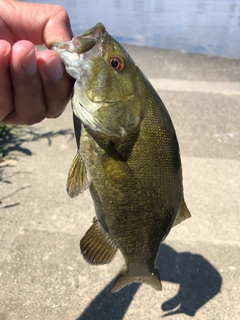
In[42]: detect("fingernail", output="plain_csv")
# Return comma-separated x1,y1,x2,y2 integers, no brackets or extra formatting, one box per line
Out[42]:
21,48,37,75
43,55,64,81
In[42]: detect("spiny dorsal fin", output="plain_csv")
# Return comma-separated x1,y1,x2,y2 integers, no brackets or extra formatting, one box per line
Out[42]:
172,199,191,227
80,218,118,265
66,152,89,198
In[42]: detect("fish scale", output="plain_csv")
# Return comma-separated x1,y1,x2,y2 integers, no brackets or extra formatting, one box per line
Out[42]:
51,22,191,293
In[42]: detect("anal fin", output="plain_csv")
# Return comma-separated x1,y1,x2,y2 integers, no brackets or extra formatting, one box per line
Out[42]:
66,152,89,198
172,198,191,227
80,218,118,265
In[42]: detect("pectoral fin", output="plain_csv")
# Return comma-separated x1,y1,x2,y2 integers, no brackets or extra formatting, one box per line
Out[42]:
101,154,133,188
172,199,191,227
66,152,89,198
80,218,118,265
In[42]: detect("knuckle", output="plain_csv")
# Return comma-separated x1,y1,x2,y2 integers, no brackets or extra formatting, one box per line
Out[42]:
46,100,69,119
51,5,71,26
23,111,46,126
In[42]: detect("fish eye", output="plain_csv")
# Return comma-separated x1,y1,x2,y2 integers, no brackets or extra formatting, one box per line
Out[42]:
109,57,124,71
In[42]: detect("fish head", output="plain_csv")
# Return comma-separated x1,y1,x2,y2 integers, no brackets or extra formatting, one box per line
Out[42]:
51,23,144,138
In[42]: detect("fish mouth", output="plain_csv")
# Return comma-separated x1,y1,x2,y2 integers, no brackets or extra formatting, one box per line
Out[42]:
51,22,106,55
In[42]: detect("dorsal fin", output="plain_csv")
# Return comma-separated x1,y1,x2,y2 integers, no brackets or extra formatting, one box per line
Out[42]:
80,218,118,265
66,152,89,198
172,199,191,227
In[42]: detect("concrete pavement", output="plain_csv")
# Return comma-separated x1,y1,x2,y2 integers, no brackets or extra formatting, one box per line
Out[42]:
0,45,239,320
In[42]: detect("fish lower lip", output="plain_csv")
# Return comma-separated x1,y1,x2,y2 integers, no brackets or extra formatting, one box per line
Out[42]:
73,37,97,54
71,23,106,54
79,22,106,39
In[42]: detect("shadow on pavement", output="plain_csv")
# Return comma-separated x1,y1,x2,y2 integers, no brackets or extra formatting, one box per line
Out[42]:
158,244,222,317
77,244,222,319
0,126,74,208
77,281,141,320
0,126,74,159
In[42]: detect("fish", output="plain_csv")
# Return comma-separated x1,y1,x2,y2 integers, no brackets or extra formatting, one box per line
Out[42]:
51,22,191,293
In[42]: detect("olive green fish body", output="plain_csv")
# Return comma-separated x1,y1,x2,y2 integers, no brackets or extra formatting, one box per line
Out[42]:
79,79,182,292
51,23,190,293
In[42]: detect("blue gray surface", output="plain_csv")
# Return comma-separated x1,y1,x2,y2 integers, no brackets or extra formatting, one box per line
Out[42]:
23,0,240,58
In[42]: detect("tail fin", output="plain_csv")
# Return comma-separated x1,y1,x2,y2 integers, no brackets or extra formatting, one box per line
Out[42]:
111,267,162,293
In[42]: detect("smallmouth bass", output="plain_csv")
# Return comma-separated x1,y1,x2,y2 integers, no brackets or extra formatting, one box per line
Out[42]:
51,23,191,293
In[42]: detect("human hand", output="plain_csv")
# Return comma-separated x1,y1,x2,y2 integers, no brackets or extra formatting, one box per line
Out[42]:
0,0,74,125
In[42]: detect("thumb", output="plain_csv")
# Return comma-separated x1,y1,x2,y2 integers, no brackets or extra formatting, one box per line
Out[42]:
41,5,74,47
0,1,73,47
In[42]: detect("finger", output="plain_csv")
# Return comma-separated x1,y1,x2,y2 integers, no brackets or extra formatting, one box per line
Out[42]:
37,50,73,118
0,1,73,46
0,40,13,122
42,5,74,47
4,40,46,125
